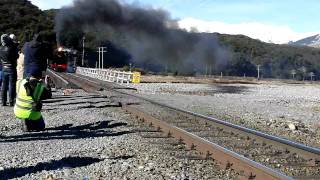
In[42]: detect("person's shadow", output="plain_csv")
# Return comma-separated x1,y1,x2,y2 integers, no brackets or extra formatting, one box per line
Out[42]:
0,156,104,179
0,120,132,143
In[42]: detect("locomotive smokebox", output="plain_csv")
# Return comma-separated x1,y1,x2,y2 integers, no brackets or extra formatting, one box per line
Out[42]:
50,46,78,72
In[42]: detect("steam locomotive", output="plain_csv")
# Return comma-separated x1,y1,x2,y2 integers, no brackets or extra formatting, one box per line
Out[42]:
50,47,78,73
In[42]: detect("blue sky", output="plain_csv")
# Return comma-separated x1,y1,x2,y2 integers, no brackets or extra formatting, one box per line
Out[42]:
30,0,320,43
127,0,319,33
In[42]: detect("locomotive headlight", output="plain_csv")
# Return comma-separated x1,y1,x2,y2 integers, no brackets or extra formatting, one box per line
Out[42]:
58,47,63,52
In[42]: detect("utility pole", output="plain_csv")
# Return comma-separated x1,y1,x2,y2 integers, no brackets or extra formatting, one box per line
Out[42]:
291,69,296,80
82,36,85,67
97,48,101,69
257,64,261,80
205,65,208,78
100,47,107,69
165,63,168,74
310,72,315,81
97,47,107,69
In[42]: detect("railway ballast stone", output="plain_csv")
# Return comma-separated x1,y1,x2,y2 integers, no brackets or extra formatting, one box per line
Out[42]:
126,82,320,148
288,123,298,131
0,89,237,179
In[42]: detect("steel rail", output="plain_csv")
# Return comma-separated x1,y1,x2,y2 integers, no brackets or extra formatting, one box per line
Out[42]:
59,72,102,92
112,86,320,164
123,104,292,180
53,72,319,179
47,69,71,88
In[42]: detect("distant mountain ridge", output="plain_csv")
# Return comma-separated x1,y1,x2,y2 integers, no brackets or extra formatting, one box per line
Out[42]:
2,0,320,80
289,34,320,48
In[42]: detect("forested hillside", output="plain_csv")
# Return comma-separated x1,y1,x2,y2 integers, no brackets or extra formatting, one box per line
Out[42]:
219,34,320,79
0,0,55,45
1,0,320,80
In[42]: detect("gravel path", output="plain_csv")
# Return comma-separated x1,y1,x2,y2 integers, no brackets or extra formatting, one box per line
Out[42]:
0,89,236,180
126,83,320,148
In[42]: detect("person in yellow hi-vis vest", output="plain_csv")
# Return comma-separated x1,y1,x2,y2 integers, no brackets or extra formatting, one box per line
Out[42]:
14,70,51,132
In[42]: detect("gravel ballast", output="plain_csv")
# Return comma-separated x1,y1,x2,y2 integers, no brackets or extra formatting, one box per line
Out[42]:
0,89,236,179
126,82,320,148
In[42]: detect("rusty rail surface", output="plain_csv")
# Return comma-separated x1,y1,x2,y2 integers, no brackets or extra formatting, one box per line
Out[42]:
52,72,320,179
123,105,291,180
115,90,320,161
47,69,72,89
54,72,103,92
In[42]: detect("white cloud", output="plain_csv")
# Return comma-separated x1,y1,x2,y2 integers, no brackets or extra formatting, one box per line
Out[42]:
30,0,73,10
178,17,318,44
30,0,46,9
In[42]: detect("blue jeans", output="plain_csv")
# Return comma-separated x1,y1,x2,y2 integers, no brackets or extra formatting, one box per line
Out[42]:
1,68,17,105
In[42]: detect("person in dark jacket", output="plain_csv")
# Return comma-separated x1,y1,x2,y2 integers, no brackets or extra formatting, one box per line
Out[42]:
0,34,19,106
23,33,49,78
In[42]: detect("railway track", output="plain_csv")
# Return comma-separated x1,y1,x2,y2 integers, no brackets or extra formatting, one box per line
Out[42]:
48,70,320,180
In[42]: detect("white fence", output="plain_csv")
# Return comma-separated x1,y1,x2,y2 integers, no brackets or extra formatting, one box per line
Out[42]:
76,67,133,84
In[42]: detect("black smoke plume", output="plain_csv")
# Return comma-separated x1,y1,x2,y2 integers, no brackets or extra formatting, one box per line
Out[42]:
55,0,229,74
